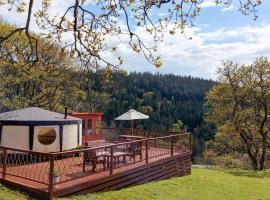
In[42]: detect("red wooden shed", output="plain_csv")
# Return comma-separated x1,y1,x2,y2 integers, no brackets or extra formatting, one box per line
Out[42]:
68,112,103,142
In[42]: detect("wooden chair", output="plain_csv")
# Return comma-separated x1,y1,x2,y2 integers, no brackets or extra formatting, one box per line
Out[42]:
83,143,106,172
126,141,143,162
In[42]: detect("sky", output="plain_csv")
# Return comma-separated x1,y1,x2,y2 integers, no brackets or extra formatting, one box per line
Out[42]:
1,0,270,79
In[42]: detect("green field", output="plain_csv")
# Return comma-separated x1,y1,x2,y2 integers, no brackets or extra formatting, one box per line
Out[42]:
1,167,270,200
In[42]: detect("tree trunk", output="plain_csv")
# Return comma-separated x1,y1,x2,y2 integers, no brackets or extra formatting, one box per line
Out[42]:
239,131,259,171
259,136,266,170
247,150,259,171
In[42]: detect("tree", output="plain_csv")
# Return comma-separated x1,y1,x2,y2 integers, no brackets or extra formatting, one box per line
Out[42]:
0,22,83,112
75,69,112,112
102,71,214,131
0,0,262,69
205,57,270,170
171,120,184,132
193,122,216,157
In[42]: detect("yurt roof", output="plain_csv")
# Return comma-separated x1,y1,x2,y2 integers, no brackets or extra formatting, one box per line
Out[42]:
0,107,81,122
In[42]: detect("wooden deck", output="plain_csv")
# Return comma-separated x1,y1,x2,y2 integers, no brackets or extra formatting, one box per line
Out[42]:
54,152,191,197
1,151,191,199
0,133,192,199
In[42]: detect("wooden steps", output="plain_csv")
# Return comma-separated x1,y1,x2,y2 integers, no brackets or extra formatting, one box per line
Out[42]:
54,152,191,197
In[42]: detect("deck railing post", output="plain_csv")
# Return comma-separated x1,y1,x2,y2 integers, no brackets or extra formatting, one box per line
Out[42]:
100,128,103,140
2,147,7,180
110,146,114,175
48,154,55,199
189,133,192,151
82,149,86,172
171,136,174,157
145,140,149,164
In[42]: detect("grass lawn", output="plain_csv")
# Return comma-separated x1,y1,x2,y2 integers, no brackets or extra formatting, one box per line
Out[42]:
1,167,270,200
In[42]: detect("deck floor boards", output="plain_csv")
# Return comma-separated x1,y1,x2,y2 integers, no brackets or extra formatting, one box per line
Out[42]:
1,148,191,199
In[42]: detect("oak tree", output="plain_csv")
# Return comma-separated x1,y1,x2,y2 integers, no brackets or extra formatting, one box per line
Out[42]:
0,22,84,111
205,57,270,170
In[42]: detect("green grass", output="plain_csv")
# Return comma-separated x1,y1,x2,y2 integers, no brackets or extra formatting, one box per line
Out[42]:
1,167,270,200
0,184,36,200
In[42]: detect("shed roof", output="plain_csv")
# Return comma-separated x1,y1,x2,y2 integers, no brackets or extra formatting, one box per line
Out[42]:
0,107,81,121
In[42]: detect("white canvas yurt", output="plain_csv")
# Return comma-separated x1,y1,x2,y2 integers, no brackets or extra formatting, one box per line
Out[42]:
0,107,82,152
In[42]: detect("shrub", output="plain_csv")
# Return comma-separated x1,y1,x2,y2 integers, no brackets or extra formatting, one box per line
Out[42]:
203,150,250,169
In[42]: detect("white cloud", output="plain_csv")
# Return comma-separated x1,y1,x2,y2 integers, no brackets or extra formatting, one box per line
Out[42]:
199,0,217,8
1,2,270,79
0,1,74,41
221,5,236,12
199,0,237,13
157,12,167,17
102,23,270,79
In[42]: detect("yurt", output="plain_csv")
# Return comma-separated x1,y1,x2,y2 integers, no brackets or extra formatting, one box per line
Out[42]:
0,107,82,152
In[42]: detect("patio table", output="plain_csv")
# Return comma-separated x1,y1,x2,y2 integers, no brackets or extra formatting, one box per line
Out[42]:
96,151,110,157
95,151,131,166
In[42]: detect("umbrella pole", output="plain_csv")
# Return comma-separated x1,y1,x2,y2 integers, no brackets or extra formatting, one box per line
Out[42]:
131,120,134,135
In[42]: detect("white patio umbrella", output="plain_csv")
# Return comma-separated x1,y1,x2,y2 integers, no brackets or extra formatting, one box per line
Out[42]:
115,109,149,134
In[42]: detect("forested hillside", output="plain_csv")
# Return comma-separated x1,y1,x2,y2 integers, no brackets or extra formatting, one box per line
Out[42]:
103,72,215,131
0,21,215,158
0,22,214,133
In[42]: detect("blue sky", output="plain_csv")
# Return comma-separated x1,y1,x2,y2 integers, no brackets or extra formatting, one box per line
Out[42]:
199,1,270,29
104,0,270,79
1,0,270,79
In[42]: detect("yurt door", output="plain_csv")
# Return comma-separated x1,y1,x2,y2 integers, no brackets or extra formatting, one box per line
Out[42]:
82,119,102,142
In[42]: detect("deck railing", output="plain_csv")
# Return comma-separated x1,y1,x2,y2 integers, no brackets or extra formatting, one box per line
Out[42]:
101,128,186,140
101,127,121,142
0,132,191,197
0,146,52,185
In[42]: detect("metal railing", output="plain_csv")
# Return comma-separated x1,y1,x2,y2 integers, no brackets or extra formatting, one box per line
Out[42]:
101,128,186,139
0,132,191,196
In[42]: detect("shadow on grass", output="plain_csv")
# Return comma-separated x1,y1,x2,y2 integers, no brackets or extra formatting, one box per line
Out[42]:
0,183,46,200
225,170,270,179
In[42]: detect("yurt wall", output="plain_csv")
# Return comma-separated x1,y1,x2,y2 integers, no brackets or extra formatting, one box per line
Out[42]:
1,126,29,150
62,124,81,151
32,125,60,152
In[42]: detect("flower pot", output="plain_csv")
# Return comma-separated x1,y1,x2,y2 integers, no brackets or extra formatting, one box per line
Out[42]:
53,176,60,184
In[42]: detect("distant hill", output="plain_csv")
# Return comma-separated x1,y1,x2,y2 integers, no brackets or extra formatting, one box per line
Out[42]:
103,72,215,131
